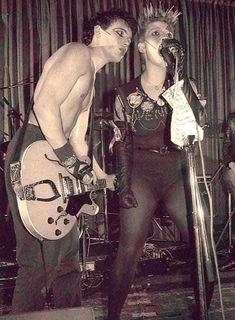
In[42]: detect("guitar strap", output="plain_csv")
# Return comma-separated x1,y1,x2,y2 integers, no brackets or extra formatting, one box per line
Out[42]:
10,96,34,163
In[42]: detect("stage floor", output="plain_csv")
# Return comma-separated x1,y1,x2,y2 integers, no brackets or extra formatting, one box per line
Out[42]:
1,241,235,319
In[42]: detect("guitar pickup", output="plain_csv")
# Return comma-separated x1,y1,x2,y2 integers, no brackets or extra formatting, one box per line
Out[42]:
59,174,76,202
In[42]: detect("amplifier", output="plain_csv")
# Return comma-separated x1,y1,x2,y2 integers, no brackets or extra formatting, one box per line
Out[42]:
150,216,181,242
0,307,95,320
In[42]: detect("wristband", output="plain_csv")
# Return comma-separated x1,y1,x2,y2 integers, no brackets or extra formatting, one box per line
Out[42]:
53,141,92,180
53,141,77,169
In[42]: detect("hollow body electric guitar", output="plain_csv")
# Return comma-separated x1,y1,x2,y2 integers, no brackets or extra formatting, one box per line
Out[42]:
14,140,108,241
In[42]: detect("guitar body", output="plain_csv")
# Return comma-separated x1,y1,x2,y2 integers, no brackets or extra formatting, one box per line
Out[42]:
17,140,100,241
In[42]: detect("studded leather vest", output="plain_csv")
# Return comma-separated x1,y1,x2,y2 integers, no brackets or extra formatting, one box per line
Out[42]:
115,75,176,149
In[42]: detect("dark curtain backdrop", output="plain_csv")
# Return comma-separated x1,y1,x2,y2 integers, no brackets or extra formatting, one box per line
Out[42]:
0,0,234,219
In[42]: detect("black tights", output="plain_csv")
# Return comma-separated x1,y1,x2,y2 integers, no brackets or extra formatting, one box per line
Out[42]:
108,151,191,320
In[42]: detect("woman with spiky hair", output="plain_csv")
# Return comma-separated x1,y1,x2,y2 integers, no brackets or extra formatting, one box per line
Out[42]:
107,3,214,319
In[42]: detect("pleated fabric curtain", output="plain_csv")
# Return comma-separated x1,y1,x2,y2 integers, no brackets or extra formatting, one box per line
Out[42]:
0,0,234,169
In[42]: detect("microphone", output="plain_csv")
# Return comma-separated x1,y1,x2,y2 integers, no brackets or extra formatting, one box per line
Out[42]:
159,39,182,60
169,46,179,58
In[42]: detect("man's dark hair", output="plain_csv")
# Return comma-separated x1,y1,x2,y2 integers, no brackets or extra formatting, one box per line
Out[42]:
82,9,137,45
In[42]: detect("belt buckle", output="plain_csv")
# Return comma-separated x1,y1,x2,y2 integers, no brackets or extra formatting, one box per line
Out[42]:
159,146,168,155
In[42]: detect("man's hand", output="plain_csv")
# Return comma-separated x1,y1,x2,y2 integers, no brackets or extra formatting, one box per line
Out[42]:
79,166,96,185
104,174,118,191
53,141,94,184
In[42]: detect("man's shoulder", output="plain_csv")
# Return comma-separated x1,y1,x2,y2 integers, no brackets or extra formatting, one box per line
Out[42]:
61,42,90,57
51,42,91,67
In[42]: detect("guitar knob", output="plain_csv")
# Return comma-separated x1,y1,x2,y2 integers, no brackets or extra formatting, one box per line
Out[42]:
55,229,62,236
64,219,70,225
57,206,64,213
48,217,54,224
91,192,97,200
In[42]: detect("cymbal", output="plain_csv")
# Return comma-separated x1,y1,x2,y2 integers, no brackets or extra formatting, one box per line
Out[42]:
0,141,9,153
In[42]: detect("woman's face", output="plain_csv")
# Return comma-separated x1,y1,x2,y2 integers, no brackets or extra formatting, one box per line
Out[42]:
139,21,174,67
144,20,173,43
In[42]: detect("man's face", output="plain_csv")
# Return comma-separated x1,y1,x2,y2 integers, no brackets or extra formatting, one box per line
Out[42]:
100,19,133,62
139,21,174,67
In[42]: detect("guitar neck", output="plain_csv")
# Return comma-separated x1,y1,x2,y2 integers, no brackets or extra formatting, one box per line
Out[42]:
74,178,107,195
59,175,107,200
85,179,107,192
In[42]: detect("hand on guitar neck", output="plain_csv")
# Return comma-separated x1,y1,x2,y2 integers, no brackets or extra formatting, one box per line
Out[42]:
103,173,117,191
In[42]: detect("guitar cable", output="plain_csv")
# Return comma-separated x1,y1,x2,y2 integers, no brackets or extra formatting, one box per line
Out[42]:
39,240,51,309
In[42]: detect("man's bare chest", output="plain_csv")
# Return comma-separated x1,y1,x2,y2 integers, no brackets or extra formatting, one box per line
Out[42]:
62,73,94,110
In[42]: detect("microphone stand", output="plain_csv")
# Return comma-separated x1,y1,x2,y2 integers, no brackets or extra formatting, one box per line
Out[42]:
1,97,23,139
184,136,214,320
99,119,109,243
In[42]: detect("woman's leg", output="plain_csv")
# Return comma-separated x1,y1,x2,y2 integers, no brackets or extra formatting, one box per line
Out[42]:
108,175,158,320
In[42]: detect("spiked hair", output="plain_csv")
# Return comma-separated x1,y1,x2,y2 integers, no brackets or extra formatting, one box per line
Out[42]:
138,2,181,39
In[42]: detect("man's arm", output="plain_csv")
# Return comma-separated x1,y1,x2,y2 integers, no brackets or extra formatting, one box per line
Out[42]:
69,109,115,188
69,109,90,158
33,43,90,149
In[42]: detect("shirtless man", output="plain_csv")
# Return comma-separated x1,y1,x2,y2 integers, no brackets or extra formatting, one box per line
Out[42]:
4,9,137,314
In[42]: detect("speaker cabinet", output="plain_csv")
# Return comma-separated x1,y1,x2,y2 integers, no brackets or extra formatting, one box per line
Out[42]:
0,307,95,319
150,216,181,242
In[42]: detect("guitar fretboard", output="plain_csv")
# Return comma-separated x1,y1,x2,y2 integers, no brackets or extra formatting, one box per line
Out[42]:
69,178,107,197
